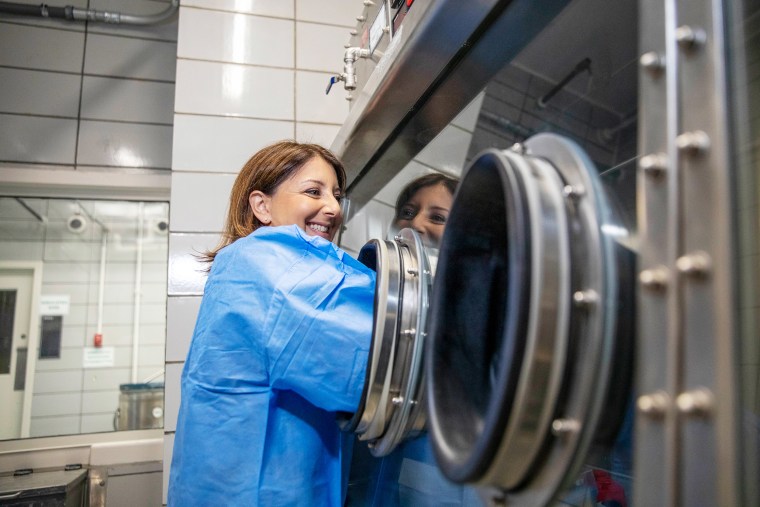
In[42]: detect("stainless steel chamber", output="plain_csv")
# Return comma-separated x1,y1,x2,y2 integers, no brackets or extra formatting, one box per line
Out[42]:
425,134,635,504
334,0,759,505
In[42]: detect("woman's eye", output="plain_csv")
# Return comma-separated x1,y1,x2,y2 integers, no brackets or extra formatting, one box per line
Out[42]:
304,188,320,197
334,194,344,202
430,214,447,224
400,207,416,220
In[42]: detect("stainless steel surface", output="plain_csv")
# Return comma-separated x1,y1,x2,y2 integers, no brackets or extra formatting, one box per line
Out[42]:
636,0,676,503
477,147,571,490
347,229,433,457
340,238,401,439
676,1,740,505
116,384,164,431
331,0,568,211
636,0,744,504
89,467,107,507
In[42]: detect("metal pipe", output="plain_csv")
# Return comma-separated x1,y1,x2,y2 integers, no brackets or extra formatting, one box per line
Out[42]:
131,203,144,383
0,0,178,25
537,57,592,109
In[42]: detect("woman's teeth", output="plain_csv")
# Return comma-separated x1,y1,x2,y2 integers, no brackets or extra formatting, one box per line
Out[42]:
308,223,328,233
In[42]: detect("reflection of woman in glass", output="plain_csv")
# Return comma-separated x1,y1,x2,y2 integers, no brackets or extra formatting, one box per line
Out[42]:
392,173,458,248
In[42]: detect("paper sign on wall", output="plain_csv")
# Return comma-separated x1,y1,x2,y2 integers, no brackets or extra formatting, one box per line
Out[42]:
40,294,70,316
83,347,115,368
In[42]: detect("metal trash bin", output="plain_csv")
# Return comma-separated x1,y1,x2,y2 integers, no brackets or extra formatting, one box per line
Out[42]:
114,383,164,431
0,469,87,506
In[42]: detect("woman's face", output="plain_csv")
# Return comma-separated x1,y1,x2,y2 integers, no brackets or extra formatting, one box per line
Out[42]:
250,156,343,241
395,182,453,247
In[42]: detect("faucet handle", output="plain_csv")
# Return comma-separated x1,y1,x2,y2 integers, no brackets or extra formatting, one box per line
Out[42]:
326,75,345,95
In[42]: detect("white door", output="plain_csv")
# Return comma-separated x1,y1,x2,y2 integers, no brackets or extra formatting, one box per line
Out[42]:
0,269,33,440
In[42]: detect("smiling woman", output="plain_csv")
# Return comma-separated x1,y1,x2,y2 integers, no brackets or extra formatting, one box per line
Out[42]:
249,156,344,241
199,140,347,264
168,140,376,507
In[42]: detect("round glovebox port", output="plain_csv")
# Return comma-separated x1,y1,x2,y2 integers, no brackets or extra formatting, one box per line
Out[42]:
426,151,531,482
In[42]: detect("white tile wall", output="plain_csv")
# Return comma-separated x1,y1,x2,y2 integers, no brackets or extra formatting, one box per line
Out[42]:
77,121,173,168
340,199,395,254
30,416,80,438
0,68,81,117
163,363,182,431
84,34,178,81
295,0,358,27
81,414,117,433
81,76,175,124
165,296,201,361
169,172,236,232
414,124,473,176
174,59,294,119
167,233,216,295
0,24,84,71
83,367,133,392
296,21,349,72
33,370,84,393
0,0,178,170
295,123,342,147
178,8,294,67
172,115,294,173
295,70,350,123
0,114,77,164
180,0,294,18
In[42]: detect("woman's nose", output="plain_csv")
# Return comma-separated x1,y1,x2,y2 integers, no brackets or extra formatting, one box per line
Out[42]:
323,194,341,216
410,215,427,234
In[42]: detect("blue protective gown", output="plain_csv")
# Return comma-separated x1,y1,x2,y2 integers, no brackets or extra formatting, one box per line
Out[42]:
168,225,376,506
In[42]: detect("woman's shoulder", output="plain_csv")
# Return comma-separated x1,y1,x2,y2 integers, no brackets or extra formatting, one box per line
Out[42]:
216,226,374,280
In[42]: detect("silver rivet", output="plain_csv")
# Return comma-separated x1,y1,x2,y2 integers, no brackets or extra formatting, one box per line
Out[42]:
344,43,351,48
676,251,711,277
639,153,668,178
563,184,585,202
573,290,598,308
637,390,669,418
676,130,710,155
401,328,416,337
356,15,366,22
551,418,580,436
363,0,375,5
639,267,669,291
510,143,526,154
394,234,404,244
392,396,404,405
640,51,665,75
382,26,390,33
676,388,714,417
675,25,706,50
350,29,358,35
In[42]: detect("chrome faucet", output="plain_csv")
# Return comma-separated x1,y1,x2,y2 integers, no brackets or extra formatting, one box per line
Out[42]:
326,47,371,97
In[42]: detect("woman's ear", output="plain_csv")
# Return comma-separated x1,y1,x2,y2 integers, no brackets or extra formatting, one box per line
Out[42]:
249,190,272,225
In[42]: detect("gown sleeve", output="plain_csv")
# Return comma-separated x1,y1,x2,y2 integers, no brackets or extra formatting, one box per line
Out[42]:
262,237,376,413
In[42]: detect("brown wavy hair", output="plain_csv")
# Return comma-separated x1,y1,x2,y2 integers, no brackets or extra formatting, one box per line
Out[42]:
201,140,346,264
